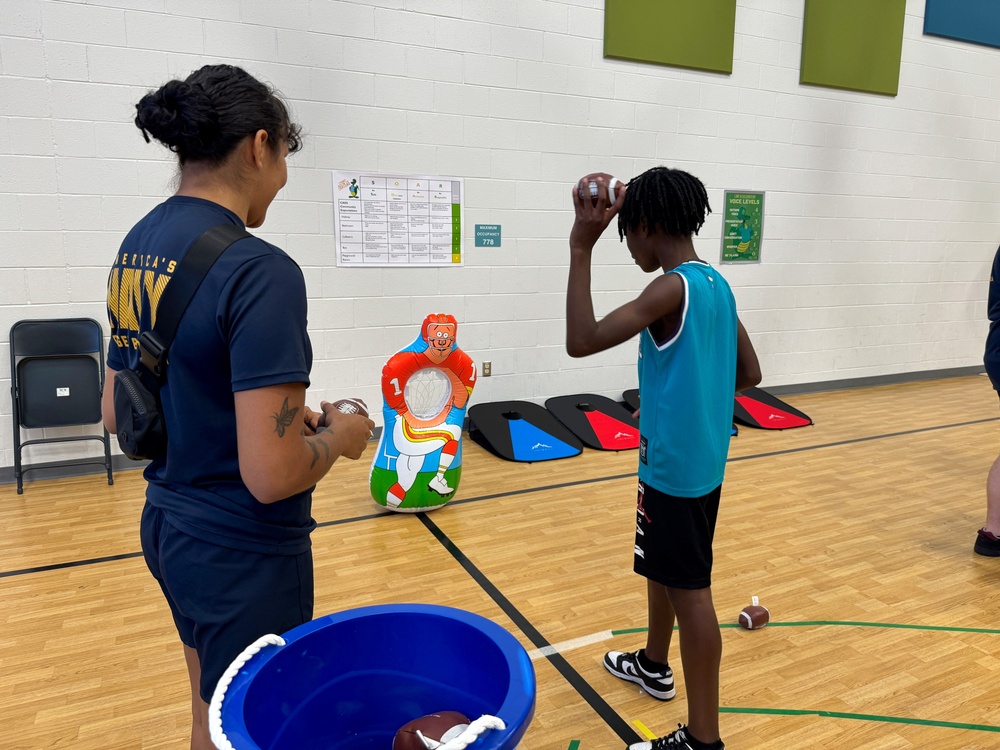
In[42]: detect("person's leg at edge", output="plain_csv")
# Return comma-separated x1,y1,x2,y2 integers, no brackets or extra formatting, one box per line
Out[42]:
975,390,1000,554
183,644,214,750
644,578,675,665
667,585,722,744
985,453,1000,536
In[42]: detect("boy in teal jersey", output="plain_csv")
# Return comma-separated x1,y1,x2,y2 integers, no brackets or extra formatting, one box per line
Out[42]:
565,167,761,750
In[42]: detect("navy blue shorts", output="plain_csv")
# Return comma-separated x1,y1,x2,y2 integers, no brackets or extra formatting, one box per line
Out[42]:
140,502,314,702
983,353,1000,391
633,480,721,590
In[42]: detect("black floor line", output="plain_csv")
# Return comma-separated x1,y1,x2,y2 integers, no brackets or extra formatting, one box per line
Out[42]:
446,473,639,507
418,513,641,746
0,551,143,579
728,416,999,463
3,415,995,579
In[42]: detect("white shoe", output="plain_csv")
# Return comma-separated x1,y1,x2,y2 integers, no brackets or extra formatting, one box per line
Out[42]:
428,475,454,496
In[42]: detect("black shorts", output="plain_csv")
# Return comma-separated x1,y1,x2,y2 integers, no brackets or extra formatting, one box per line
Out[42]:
988,364,1000,392
140,503,314,702
633,480,721,590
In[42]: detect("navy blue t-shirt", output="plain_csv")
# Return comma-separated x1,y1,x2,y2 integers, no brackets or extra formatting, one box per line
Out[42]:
986,244,1000,387
107,196,315,554
988,246,1000,340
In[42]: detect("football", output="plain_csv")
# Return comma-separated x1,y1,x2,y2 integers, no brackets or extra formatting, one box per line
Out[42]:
578,173,621,205
329,398,369,417
315,398,370,431
393,711,470,750
738,596,770,630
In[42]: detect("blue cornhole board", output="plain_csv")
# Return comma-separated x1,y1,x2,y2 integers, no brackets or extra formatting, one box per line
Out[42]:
469,400,582,462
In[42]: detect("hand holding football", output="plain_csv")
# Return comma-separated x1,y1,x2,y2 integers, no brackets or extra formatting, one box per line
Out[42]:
393,711,470,750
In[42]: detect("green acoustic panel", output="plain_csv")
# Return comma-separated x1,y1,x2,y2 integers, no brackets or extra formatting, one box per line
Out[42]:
604,0,736,75
800,0,906,96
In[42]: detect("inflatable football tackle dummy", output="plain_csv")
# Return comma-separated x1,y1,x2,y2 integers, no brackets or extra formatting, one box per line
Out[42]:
370,314,477,512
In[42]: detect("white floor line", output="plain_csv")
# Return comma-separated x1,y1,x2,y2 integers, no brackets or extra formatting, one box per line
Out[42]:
526,630,614,661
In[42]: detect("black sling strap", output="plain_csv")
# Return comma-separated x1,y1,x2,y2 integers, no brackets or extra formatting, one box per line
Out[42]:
138,223,250,378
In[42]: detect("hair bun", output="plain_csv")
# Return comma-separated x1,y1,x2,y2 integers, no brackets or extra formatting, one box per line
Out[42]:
133,64,300,165
134,79,220,157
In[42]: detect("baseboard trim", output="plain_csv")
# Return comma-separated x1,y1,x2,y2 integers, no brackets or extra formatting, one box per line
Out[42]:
0,454,149,486
764,365,987,396
1,367,987,483
1,427,387,486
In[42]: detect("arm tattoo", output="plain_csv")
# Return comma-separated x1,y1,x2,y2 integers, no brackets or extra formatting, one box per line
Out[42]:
272,398,299,438
306,436,331,470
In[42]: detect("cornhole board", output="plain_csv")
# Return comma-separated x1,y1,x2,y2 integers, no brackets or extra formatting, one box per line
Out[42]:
545,394,639,451
623,388,640,412
734,387,813,429
623,389,738,436
468,401,582,462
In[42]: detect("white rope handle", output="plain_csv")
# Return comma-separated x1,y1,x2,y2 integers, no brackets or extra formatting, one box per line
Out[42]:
209,633,286,750
435,714,506,750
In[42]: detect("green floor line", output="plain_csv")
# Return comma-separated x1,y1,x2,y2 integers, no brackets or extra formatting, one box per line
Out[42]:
567,741,581,750
612,620,1000,636
601,624,1000,737
766,620,1000,634
719,707,1000,733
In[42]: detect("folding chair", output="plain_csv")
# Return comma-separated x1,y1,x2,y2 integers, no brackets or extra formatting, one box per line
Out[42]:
10,318,114,494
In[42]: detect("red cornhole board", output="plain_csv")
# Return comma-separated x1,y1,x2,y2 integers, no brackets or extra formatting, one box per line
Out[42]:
545,394,639,451
734,387,812,430
623,388,740,437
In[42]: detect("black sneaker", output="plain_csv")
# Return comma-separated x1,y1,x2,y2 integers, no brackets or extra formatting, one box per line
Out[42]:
603,649,675,700
975,528,1000,556
627,724,725,750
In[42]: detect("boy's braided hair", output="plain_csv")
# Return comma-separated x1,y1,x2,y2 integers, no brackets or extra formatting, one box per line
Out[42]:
617,166,711,240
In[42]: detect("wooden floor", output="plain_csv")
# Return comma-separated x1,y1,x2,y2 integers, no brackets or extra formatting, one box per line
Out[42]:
2,375,1000,749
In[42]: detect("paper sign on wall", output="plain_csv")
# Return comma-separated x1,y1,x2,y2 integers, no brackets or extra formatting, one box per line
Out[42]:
332,172,464,267
720,191,764,264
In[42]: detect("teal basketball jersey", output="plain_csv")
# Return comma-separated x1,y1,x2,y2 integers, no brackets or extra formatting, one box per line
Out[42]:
637,261,737,497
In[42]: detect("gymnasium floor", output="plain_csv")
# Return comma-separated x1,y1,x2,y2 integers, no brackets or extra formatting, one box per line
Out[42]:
2,374,999,749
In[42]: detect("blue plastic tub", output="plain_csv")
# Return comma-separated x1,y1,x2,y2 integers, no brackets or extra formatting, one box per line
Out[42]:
216,604,536,749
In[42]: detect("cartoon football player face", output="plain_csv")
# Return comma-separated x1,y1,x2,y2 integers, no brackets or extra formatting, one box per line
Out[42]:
420,314,458,364
426,322,456,352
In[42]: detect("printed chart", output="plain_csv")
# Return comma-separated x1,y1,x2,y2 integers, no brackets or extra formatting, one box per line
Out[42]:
332,172,464,267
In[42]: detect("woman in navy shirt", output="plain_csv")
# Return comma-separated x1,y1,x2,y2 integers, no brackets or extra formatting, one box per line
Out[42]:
102,65,374,749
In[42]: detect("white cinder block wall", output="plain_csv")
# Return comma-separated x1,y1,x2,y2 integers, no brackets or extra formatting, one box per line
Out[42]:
1,0,998,469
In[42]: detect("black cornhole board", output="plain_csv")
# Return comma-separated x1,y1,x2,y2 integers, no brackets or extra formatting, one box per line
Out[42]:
734,387,813,429
468,400,582,462
546,394,639,451
623,388,640,412
622,389,739,437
